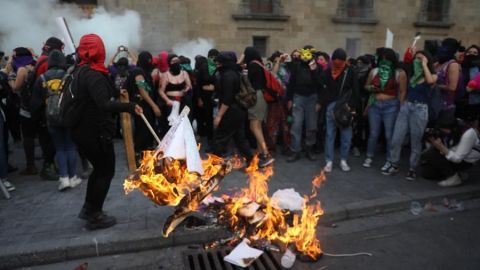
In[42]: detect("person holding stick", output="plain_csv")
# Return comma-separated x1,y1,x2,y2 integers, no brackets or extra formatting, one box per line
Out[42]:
72,34,143,230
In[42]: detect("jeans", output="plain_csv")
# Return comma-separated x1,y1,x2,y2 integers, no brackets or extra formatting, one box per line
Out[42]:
49,127,77,178
325,102,352,162
366,99,399,160
0,114,7,179
290,94,318,153
389,102,429,169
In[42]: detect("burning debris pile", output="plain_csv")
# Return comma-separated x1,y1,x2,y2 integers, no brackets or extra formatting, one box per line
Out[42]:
216,156,326,261
123,107,327,266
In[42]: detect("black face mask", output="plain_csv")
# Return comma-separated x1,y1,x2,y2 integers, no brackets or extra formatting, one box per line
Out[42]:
463,54,479,68
170,63,181,75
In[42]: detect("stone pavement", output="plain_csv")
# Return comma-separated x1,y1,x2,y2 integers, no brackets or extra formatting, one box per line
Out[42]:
1,139,479,269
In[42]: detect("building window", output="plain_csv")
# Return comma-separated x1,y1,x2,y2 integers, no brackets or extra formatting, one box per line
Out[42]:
346,0,369,18
253,36,268,58
250,0,273,14
332,0,378,25
232,0,289,21
346,38,361,58
415,0,452,28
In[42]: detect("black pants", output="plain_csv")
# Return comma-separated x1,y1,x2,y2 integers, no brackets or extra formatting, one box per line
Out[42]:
134,101,156,154
197,91,214,140
420,147,473,180
20,116,55,168
74,130,116,214
212,105,252,161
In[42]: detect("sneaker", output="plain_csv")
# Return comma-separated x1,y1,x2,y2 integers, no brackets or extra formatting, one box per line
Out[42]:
287,152,301,163
258,154,275,168
382,163,399,175
340,160,351,172
69,176,83,188
438,173,462,187
363,158,373,168
58,177,71,191
2,179,15,192
85,213,117,230
324,161,333,173
381,162,392,173
405,170,416,181
20,166,38,176
352,147,361,157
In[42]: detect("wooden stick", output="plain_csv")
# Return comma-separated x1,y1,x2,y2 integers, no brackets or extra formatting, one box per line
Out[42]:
119,92,137,172
140,113,161,145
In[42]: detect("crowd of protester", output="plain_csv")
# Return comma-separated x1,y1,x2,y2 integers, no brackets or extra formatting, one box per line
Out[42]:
1,35,479,230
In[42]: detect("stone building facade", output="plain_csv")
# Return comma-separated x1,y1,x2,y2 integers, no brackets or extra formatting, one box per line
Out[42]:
95,0,479,57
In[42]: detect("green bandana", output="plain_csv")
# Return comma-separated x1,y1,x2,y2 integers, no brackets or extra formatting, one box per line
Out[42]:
207,58,216,76
410,59,424,88
378,59,393,90
180,63,192,72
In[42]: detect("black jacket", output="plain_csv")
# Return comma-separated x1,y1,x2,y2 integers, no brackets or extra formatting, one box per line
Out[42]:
287,61,322,99
218,67,241,107
319,67,359,108
73,67,135,140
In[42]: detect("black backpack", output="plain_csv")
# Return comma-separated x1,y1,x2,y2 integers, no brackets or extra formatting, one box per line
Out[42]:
58,65,88,128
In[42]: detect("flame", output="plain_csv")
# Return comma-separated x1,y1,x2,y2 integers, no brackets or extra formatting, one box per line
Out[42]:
124,151,224,207
219,157,325,260
125,150,326,260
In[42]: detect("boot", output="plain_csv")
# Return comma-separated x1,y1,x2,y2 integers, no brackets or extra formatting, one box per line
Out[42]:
20,165,38,176
287,152,301,163
305,146,317,161
40,163,58,181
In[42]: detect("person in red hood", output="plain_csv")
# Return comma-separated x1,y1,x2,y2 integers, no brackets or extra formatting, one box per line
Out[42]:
35,37,64,79
72,33,143,230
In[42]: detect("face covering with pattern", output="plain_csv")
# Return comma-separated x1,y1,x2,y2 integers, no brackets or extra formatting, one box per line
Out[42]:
410,59,424,88
378,59,393,90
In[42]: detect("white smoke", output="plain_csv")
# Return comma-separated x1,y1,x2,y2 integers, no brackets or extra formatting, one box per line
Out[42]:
173,38,216,68
0,0,141,61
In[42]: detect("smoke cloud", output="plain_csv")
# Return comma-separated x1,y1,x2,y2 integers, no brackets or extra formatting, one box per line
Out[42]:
173,38,216,68
0,0,141,60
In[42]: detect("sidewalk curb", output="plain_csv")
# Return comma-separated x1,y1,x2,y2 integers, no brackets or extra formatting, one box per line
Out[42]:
2,186,480,269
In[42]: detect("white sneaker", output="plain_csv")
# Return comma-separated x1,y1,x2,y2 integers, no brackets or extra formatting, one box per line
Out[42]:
363,158,373,168
340,160,351,172
381,162,392,172
69,176,83,188
324,161,333,173
58,177,71,191
1,179,15,192
438,173,462,187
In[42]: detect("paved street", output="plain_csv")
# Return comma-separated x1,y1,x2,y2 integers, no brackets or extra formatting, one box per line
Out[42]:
26,199,480,270
1,139,480,269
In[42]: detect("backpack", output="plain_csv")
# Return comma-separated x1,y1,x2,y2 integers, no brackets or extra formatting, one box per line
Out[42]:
57,65,88,128
252,60,286,103
41,70,66,127
235,73,257,109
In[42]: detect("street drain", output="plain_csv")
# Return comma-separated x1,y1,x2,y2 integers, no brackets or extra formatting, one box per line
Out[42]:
184,248,282,270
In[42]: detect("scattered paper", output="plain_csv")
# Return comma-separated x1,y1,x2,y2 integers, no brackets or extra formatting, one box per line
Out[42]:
224,239,263,267
271,189,305,211
201,195,225,206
